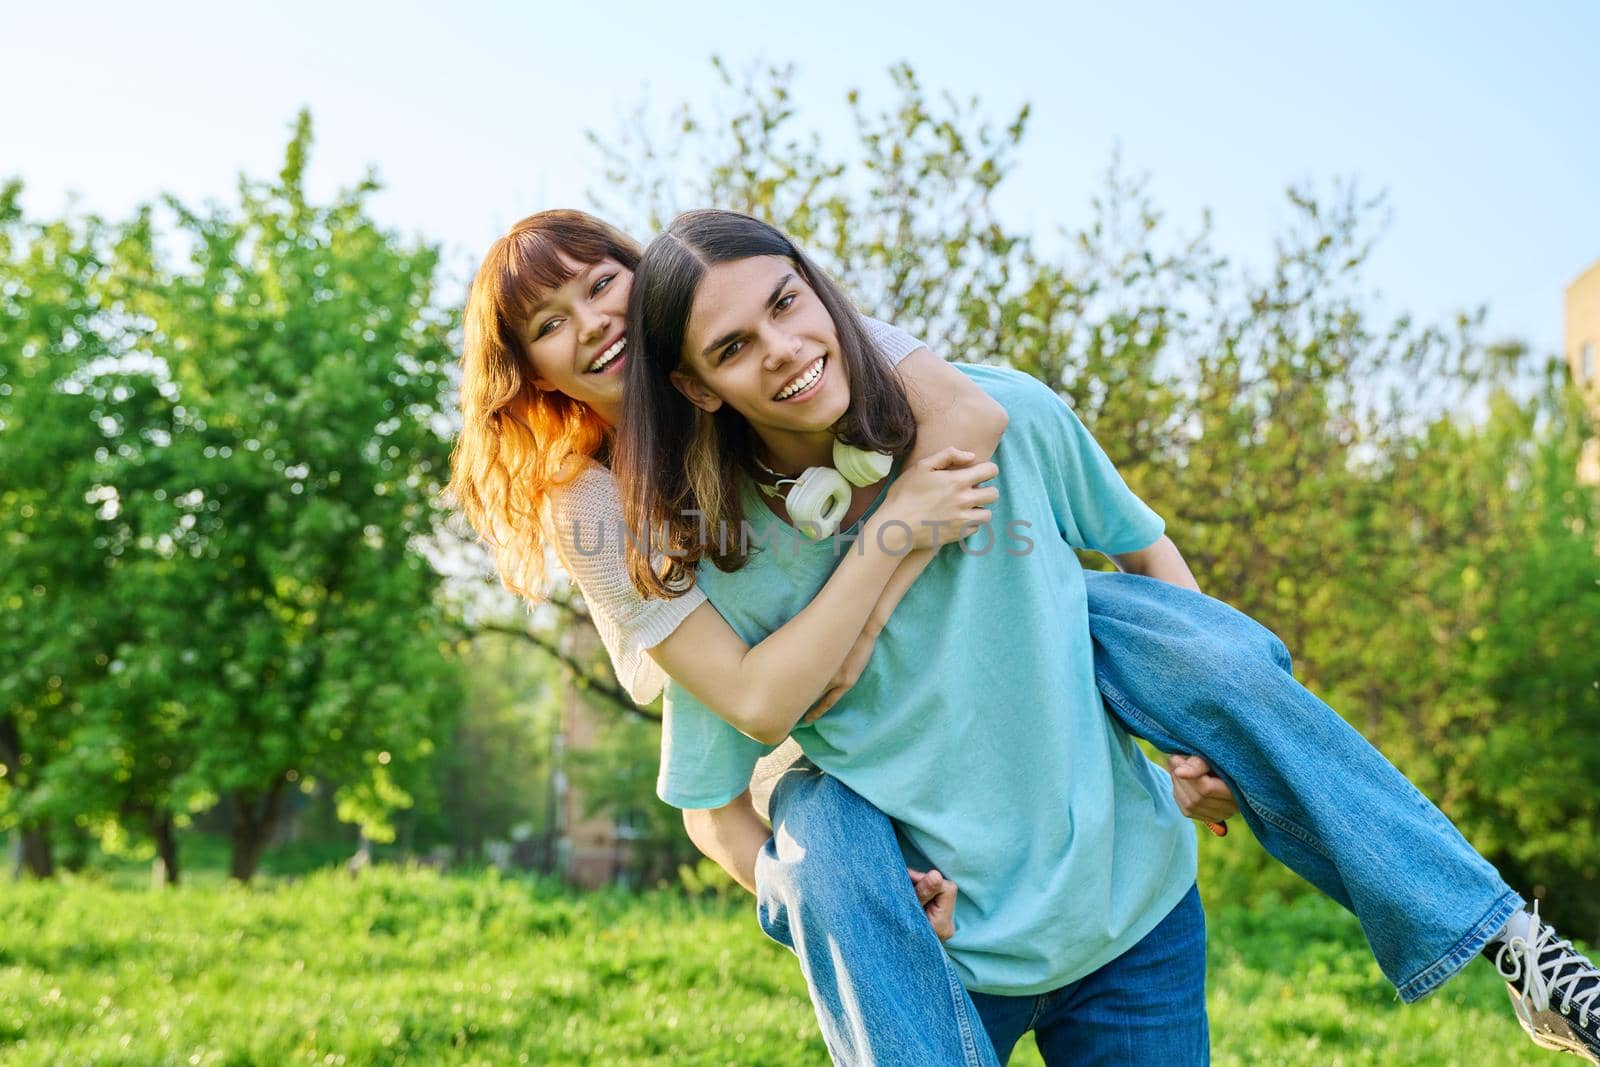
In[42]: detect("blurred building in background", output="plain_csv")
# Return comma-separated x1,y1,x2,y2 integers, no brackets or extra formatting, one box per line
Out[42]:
1567,259,1600,484
550,624,639,889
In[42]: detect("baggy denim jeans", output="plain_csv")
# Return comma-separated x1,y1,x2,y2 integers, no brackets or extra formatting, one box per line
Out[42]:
755,571,1522,1064
757,766,1003,1067
1081,571,1520,1001
968,885,1209,1066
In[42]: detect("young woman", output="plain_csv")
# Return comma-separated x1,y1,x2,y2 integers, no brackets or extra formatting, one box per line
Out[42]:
450,209,1005,740
449,210,1598,1065
613,209,1600,1065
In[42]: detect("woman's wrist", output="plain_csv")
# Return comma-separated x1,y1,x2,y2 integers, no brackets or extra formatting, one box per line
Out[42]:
861,506,922,560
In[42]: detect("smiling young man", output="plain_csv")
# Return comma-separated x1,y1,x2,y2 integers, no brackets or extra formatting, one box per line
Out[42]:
620,210,1212,1065
610,208,1600,1067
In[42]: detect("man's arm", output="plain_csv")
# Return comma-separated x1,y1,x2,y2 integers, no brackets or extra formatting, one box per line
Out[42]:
1110,534,1201,592
681,789,961,940
1110,534,1238,828
682,790,768,894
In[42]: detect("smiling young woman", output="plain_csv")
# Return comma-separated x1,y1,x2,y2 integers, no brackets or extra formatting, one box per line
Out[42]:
448,210,641,601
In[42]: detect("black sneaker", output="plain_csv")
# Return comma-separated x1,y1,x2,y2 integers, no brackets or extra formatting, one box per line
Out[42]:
1487,902,1600,1063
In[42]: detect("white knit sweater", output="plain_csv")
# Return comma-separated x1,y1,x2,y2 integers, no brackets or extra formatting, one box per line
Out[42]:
545,316,925,705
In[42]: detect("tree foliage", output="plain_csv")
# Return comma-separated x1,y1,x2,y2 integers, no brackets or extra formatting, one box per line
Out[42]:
1,113,463,882
588,60,1600,931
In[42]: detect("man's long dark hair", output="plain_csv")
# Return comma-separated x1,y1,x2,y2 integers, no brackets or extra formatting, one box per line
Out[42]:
616,209,916,599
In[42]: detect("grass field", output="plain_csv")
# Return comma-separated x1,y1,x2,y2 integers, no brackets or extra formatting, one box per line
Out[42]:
0,866,1553,1066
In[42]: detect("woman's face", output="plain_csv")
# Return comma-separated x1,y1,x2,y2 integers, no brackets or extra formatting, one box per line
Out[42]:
521,254,633,416
672,255,850,438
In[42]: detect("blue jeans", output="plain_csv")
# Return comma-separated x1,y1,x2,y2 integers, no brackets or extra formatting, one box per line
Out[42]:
756,766,1001,1066
1081,570,1520,1000
968,885,1209,1066
757,769,1205,1066
756,573,1521,1063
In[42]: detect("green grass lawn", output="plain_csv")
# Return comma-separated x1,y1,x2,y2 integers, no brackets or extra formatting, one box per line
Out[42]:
0,867,1550,1066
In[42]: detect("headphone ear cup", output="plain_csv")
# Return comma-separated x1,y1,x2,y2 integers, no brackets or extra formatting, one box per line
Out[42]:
833,440,894,487
786,467,853,539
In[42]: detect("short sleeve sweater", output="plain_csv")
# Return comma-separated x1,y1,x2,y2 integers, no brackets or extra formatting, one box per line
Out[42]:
544,316,926,703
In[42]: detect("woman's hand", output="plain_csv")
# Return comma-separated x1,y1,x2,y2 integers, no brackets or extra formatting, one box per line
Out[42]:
909,867,958,941
877,447,999,552
804,623,880,722
1168,754,1238,836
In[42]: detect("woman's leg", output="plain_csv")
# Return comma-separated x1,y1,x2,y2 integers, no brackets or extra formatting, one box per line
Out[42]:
756,761,1001,1067
1083,569,1520,1002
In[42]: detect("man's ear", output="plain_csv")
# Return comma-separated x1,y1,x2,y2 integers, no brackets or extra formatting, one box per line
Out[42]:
671,368,724,414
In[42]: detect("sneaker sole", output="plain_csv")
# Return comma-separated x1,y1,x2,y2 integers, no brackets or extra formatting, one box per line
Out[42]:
1506,986,1600,1064
1539,1033,1600,1064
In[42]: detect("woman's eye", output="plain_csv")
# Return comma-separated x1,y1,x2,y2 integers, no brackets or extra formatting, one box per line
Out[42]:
775,292,796,312
592,274,614,296
535,318,561,339
721,340,744,363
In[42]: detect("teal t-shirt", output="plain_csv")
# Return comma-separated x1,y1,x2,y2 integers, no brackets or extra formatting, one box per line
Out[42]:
657,364,1198,996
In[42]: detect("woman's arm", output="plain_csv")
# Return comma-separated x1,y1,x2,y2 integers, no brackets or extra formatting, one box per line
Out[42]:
804,346,1008,718
896,345,1009,464
883,347,1010,572
649,446,997,744
656,349,1006,737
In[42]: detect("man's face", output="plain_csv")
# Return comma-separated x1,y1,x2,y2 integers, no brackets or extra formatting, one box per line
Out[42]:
672,255,850,438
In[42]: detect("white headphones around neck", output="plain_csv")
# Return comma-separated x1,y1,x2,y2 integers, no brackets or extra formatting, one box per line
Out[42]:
755,439,893,539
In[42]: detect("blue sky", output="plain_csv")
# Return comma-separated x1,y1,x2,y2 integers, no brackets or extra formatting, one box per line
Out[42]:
5,0,1596,357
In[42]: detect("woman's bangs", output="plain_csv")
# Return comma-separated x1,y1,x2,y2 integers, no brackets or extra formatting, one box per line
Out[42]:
496,227,609,325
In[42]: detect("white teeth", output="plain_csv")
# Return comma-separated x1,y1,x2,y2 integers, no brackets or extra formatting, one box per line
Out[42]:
588,336,626,373
776,358,824,400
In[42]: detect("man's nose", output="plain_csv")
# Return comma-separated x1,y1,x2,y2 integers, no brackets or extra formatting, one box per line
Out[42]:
761,324,803,370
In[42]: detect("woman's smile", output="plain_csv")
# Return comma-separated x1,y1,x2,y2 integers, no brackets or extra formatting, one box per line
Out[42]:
519,254,635,422
586,331,628,376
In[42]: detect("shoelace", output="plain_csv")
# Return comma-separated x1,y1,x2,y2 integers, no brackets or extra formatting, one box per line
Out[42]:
1492,902,1600,1029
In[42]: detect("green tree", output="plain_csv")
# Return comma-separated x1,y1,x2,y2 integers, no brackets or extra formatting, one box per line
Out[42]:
1324,357,1600,922
0,184,170,878
47,112,467,882
415,632,559,861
